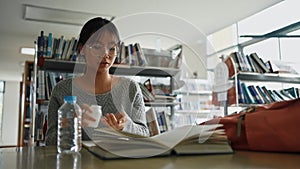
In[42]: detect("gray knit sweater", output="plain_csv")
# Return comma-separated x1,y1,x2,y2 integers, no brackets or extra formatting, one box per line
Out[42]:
45,77,149,145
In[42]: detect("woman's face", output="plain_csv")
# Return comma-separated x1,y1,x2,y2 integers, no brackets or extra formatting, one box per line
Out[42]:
82,31,119,74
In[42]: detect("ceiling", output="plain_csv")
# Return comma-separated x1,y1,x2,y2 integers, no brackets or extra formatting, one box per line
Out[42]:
0,0,282,81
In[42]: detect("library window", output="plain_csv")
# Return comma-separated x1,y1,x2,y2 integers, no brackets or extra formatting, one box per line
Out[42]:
0,80,5,140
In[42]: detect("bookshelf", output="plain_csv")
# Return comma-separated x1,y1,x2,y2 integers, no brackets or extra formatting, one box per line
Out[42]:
18,61,34,147
209,21,300,114
20,31,183,145
220,52,300,108
36,59,180,132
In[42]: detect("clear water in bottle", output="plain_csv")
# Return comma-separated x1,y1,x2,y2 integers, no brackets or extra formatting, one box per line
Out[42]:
57,96,82,153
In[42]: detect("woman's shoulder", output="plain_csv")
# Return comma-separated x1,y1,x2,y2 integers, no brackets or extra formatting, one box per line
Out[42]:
52,78,73,93
55,78,73,87
118,77,139,86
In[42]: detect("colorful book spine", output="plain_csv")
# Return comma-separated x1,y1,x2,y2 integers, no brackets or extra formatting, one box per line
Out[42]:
46,33,53,58
247,85,264,104
240,83,255,104
237,79,245,104
255,86,271,104
261,86,276,102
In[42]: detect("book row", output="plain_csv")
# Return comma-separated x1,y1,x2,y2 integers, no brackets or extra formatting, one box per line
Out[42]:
36,31,183,69
235,80,299,105
37,31,78,62
36,70,74,100
117,42,148,66
225,52,298,77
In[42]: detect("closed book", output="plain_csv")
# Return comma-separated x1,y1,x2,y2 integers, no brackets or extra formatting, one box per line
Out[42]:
247,85,264,104
134,43,147,66
249,53,270,73
272,90,291,101
237,79,245,104
280,89,295,99
65,37,76,60
138,83,155,102
231,52,242,72
128,44,135,66
283,87,298,98
46,33,53,58
236,52,248,72
261,86,276,102
146,108,160,136
55,35,64,59
156,111,167,133
255,86,272,104
268,90,282,102
245,54,258,73
240,83,255,104
61,39,70,60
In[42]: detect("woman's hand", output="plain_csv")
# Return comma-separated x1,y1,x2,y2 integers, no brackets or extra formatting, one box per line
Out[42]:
101,112,127,130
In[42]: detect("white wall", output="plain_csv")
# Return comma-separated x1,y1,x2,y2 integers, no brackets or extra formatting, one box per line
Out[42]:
1,81,20,146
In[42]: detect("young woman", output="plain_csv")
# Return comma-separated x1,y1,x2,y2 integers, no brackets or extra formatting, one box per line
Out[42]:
45,17,149,145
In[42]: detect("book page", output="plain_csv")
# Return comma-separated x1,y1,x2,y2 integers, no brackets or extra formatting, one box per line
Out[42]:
90,124,223,158
151,124,222,147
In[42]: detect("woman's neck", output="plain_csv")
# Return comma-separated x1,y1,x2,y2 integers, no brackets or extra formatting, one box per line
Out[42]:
78,70,113,94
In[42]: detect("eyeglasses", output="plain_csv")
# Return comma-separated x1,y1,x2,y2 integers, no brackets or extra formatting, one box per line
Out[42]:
86,43,119,58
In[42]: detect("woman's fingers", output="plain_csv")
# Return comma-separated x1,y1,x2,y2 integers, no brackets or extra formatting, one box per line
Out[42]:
103,113,125,130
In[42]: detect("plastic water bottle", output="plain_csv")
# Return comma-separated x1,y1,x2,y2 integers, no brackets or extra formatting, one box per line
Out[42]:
57,96,82,153
56,152,81,169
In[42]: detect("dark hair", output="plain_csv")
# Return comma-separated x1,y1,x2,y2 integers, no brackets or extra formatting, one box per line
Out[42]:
76,17,120,52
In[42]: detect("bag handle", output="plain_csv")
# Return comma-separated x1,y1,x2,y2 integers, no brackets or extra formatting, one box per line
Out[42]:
237,106,256,137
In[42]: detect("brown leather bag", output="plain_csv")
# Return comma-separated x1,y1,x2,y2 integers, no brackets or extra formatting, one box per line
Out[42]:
203,98,300,152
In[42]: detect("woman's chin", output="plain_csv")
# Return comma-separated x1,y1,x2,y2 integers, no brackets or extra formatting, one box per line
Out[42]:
96,64,110,73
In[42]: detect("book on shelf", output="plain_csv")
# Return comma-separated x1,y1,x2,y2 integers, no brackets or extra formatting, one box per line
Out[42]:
138,82,155,102
283,87,299,98
236,79,245,104
46,32,53,58
240,82,255,104
249,53,271,73
145,108,161,136
247,85,264,104
134,43,147,66
255,86,272,104
156,110,168,133
224,52,285,76
83,124,233,159
224,52,253,76
118,42,148,66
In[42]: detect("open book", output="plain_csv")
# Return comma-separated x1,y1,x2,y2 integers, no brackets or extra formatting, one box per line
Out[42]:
83,124,233,159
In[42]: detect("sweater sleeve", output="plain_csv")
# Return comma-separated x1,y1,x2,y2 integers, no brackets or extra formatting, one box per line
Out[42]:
122,80,150,137
45,84,62,146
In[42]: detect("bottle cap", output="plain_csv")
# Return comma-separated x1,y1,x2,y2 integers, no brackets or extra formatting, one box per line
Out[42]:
64,96,77,103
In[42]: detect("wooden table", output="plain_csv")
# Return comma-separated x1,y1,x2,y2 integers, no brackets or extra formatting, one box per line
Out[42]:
0,146,299,169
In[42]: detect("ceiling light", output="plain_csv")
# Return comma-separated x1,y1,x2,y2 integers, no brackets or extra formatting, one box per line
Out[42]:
20,47,35,55
23,4,113,26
